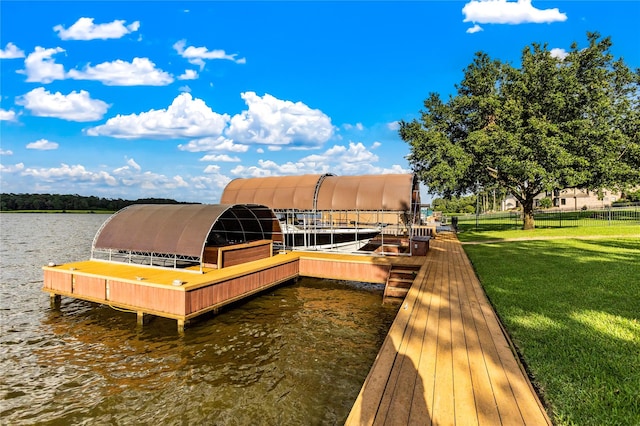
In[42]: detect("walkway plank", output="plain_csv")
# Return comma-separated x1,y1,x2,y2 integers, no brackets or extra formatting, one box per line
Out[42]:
346,232,550,426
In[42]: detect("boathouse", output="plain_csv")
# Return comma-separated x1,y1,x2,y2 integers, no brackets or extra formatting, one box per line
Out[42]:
43,175,432,331
90,204,283,272
221,173,424,252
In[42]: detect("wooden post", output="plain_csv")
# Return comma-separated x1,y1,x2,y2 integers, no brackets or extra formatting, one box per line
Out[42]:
177,319,186,333
49,293,61,309
137,311,146,326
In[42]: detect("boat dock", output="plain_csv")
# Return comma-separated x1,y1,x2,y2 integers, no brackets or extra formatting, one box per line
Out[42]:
43,229,550,424
346,232,551,425
43,247,423,332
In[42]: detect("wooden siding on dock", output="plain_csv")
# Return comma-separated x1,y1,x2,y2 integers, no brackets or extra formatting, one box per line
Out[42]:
42,250,421,322
299,257,390,284
73,275,106,300
109,280,186,316
186,260,298,317
44,269,72,293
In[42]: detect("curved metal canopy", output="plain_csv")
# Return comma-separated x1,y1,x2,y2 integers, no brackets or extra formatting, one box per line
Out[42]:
92,204,281,261
220,173,418,212
220,174,330,210
317,174,418,211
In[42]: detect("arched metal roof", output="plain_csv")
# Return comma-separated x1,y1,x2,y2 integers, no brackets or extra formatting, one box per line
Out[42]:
317,174,418,211
92,204,281,262
220,174,330,210
220,173,418,212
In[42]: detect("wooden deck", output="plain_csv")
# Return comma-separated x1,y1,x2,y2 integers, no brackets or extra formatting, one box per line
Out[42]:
42,249,425,331
346,232,551,426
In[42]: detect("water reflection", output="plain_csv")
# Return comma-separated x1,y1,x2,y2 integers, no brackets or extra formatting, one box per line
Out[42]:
1,214,398,425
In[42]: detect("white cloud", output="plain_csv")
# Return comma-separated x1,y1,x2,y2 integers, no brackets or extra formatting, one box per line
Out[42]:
20,47,66,83
371,141,382,149
67,57,173,86
467,24,484,34
178,136,249,153
1,149,14,155
191,173,231,191
462,0,567,24
87,93,230,139
230,141,408,179
0,42,25,59
550,48,568,60
178,85,192,93
16,87,109,122
121,171,188,190
26,139,59,150
343,122,364,131
230,162,288,177
54,17,140,40
300,142,379,174
203,165,221,173
178,69,198,80
0,162,24,173
111,159,189,192
22,163,117,186
387,121,400,131
199,154,241,162
173,39,246,69
127,158,141,171
226,92,334,148
0,109,18,121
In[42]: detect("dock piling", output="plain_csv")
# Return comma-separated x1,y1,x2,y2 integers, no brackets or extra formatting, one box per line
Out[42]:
49,293,61,309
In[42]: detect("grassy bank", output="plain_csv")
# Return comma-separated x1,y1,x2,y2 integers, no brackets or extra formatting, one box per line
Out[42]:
463,234,640,425
457,224,640,243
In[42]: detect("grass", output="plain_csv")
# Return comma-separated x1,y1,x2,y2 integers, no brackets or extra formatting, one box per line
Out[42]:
453,208,640,234
463,235,640,425
457,224,640,243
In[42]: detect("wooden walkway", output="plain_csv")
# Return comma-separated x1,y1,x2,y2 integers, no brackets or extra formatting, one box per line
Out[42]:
346,232,551,426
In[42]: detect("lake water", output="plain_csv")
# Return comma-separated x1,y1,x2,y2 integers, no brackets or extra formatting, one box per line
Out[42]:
0,214,399,425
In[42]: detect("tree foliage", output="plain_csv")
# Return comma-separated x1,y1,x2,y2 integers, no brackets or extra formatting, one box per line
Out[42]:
400,33,640,229
0,193,187,212
432,195,476,214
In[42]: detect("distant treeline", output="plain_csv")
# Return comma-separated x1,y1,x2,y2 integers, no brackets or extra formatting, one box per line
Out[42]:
0,193,193,212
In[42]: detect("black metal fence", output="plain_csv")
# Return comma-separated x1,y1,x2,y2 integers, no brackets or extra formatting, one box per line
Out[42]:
452,205,640,231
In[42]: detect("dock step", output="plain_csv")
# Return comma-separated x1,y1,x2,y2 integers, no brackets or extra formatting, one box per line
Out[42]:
383,264,421,299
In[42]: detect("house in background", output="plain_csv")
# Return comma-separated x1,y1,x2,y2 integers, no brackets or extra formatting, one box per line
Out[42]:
504,188,622,211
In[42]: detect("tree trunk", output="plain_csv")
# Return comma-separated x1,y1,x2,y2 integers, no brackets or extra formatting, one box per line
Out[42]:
522,198,535,230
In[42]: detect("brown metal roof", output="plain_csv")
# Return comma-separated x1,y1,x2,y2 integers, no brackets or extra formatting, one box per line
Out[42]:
220,173,418,212
220,174,328,210
92,204,281,259
317,174,417,211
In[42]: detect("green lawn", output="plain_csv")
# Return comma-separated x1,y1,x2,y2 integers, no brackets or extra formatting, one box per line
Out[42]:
457,225,640,243
463,235,640,425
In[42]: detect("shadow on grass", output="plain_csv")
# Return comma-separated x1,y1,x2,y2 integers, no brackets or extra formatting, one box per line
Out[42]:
463,238,640,426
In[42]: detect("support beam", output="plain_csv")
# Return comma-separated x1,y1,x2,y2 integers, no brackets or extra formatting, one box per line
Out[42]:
177,319,186,333
137,311,146,326
49,293,61,309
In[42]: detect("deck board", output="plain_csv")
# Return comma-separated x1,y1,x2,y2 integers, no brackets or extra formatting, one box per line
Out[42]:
346,232,550,426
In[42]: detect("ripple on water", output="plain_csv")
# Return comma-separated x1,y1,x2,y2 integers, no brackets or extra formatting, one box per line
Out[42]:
1,214,397,425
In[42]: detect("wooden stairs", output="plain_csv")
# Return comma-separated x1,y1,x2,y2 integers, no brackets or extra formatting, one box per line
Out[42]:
383,264,421,299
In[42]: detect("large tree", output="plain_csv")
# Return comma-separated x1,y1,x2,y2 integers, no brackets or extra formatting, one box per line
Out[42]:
400,33,640,229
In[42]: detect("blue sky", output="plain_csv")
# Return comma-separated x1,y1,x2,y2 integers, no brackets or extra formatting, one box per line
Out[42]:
1,1,638,204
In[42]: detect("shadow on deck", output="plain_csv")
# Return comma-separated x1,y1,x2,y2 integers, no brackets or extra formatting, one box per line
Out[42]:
346,232,551,425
